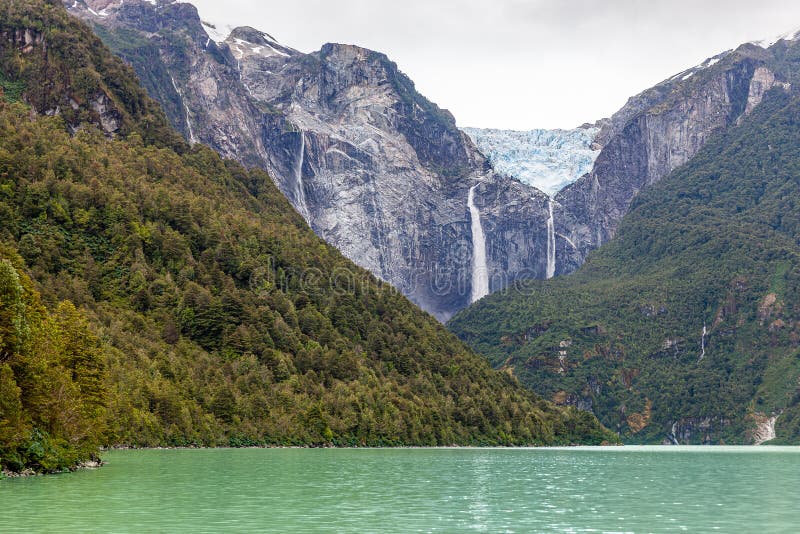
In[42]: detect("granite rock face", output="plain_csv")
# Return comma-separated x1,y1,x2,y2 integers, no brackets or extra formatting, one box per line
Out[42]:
468,44,792,277
68,0,795,319
556,46,792,263
69,0,556,321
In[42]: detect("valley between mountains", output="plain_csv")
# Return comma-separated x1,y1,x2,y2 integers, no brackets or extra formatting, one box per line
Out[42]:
69,0,790,324
2,0,800,474
68,0,800,445
0,0,616,474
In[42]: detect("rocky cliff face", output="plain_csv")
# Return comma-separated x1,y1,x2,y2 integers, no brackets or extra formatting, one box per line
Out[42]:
79,0,272,167
2,25,116,136
66,0,798,321
68,0,559,321
556,46,792,263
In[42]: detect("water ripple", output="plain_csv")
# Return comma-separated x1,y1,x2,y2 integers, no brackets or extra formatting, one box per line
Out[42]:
2,446,799,533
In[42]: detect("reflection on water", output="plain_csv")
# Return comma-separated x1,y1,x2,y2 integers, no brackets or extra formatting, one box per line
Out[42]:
2,446,799,533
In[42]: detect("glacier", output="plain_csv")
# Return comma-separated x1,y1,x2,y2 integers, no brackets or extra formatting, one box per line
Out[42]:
464,127,600,197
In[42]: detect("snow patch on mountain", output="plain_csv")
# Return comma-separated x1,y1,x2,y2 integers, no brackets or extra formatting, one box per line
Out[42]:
750,27,800,49
666,51,731,85
202,21,233,44
464,127,600,197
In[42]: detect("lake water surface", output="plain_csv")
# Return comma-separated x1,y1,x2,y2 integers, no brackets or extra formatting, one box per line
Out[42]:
2,446,799,533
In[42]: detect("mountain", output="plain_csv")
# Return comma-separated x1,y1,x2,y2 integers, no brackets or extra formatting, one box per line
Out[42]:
463,127,600,197
0,0,616,473
450,54,800,443
555,46,791,265
63,4,800,443
74,1,800,323
66,0,594,321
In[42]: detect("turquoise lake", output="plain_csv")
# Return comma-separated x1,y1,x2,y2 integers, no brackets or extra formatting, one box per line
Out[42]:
2,446,799,533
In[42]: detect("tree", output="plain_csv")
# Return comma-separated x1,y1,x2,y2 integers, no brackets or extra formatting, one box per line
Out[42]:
0,259,29,362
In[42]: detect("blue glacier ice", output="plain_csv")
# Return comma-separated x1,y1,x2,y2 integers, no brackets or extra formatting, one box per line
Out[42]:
464,127,600,197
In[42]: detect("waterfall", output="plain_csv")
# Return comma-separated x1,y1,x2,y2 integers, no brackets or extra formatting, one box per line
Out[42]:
182,102,197,145
669,422,680,445
546,198,556,279
699,323,707,361
557,232,577,250
169,75,197,145
468,184,489,303
294,132,311,222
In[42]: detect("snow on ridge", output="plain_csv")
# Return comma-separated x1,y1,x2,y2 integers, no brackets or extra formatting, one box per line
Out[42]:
202,21,232,44
194,0,294,54
231,37,289,58
667,52,730,82
202,22,290,58
69,0,181,15
750,27,800,49
465,127,600,198
261,32,282,46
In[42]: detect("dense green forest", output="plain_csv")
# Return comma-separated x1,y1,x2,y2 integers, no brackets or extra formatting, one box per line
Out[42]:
0,249,106,472
0,0,615,473
450,88,800,444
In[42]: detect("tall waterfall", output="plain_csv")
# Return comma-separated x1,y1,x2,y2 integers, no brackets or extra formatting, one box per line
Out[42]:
699,323,707,361
468,185,490,303
169,75,197,145
183,101,197,145
546,198,556,279
294,132,311,222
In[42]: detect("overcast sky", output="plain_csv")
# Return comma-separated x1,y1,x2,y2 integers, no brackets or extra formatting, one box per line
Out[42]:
190,0,800,130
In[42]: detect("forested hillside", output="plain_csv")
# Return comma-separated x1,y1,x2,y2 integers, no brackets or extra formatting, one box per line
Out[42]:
0,249,106,473
0,0,615,473
450,88,800,444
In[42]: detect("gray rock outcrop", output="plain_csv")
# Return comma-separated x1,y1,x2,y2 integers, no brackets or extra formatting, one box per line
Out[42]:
69,0,557,321
557,46,792,263
67,0,797,320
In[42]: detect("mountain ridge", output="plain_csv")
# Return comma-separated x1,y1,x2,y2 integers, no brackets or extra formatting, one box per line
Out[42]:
69,0,585,321
450,85,800,444
74,0,800,322
0,0,616,473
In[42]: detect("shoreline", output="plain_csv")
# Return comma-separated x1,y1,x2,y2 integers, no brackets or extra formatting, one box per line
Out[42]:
3,442,615,477
103,441,621,451
5,443,795,478
1,459,104,479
